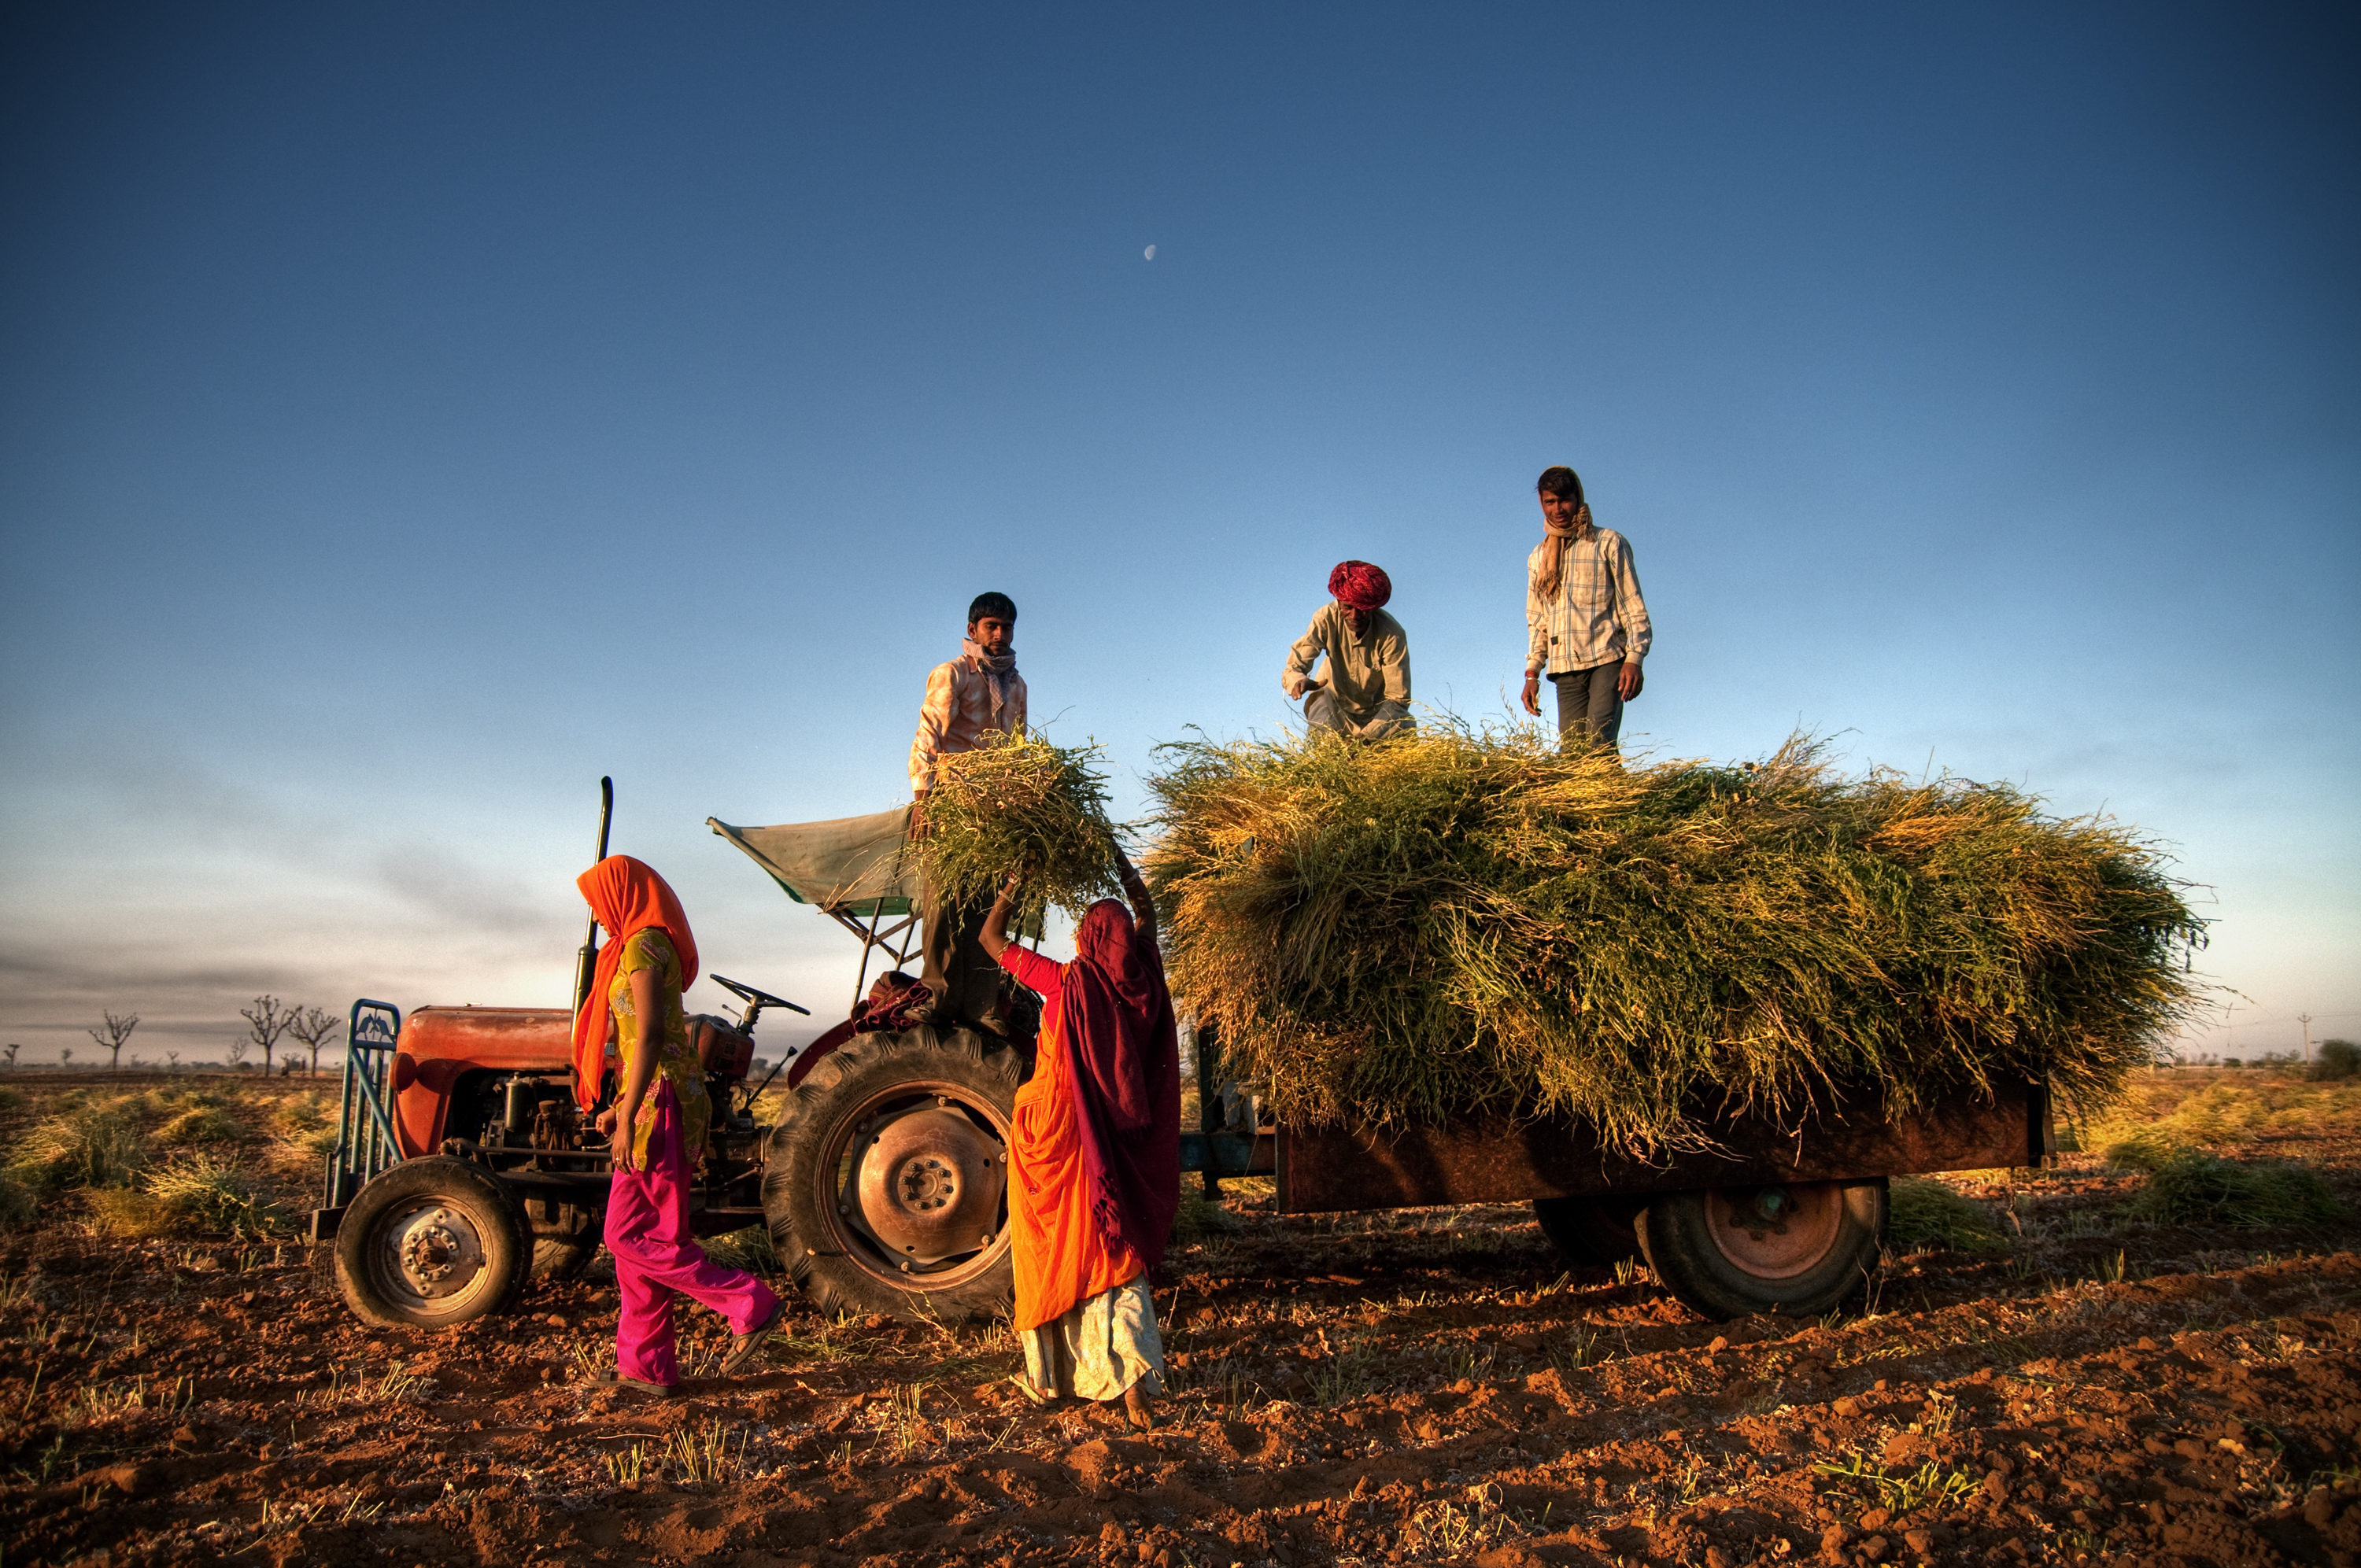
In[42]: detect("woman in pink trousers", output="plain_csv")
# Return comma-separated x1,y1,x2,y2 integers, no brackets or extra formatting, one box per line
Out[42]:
572,854,782,1397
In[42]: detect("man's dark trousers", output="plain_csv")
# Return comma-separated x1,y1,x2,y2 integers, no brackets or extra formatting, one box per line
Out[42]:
918,880,1007,1035
1552,663,1624,748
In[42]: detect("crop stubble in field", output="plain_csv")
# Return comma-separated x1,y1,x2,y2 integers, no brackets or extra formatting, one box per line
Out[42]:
5,1069,2361,1568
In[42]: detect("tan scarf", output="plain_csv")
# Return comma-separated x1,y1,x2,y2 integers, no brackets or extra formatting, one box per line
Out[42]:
960,635,1018,727
1534,504,1594,601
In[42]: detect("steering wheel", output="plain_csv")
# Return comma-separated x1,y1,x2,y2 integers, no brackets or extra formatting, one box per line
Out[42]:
711,973,810,1016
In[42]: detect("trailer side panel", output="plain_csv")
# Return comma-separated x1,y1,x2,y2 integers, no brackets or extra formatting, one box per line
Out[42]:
1275,1079,2045,1214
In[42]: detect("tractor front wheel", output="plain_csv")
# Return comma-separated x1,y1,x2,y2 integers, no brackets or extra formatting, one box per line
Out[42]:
335,1157,530,1329
763,1027,1021,1323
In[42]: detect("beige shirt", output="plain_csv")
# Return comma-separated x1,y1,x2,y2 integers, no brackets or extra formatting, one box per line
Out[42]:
1284,603,1410,721
910,654,1029,795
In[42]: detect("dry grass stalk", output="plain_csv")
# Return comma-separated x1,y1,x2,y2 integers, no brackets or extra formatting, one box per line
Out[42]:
904,732,1123,919
1144,725,2204,1153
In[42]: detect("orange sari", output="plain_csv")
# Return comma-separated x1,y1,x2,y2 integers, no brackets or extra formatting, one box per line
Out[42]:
999,944,1141,1330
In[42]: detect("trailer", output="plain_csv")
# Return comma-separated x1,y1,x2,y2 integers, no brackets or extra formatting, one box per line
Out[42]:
311,802,2052,1330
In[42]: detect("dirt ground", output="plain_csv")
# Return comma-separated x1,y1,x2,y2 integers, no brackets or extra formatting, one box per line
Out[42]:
7,1067,2361,1568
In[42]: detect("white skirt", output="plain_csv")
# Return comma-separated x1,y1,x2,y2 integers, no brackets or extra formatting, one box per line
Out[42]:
1021,1275,1166,1401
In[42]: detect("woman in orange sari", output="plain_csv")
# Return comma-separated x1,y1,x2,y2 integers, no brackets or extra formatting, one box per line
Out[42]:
573,855,782,1396
981,848,1181,1431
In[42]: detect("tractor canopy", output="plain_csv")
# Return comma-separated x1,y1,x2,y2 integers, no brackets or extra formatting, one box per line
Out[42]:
708,807,918,916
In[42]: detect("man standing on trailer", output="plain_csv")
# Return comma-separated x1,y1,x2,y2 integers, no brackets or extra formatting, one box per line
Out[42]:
1283,560,1413,740
1518,466,1651,747
908,592,1029,1035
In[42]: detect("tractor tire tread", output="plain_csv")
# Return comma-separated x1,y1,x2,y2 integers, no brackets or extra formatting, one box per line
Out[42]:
763,1026,1020,1324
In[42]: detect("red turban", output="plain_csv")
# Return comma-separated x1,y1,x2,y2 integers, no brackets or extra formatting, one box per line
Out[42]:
1328,560,1391,611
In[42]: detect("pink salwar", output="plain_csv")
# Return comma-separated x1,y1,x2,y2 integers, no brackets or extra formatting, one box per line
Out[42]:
605,1081,778,1385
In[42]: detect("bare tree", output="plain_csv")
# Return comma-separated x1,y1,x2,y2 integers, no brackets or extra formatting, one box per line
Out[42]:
287,1007,343,1077
88,1011,139,1072
60,1046,73,1067
165,1050,179,1070
2,1044,17,1069
238,995,297,1075
224,1037,248,1067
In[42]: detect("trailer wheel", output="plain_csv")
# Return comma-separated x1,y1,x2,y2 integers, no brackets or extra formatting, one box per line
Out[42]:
1635,1179,1885,1322
533,1239,597,1281
763,1027,1019,1324
523,1197,599,1281
334,1156,530,1330
1532,1195,1642,1266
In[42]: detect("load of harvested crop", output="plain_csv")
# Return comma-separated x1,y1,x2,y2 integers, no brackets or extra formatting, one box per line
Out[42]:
1144,725,2203,1153
904,732,1125,919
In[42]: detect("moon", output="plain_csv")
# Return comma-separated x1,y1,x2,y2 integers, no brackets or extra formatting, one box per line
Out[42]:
1144,244,1156,261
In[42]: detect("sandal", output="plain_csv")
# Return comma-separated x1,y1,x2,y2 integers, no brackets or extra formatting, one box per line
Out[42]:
590,1371,678,1399
720,1301,785,1376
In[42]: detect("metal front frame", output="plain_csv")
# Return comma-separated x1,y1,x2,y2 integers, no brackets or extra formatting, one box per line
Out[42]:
830,904,923,1016
322,999,404,1212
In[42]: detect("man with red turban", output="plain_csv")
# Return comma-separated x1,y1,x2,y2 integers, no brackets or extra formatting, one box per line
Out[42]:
1282,560,1413,740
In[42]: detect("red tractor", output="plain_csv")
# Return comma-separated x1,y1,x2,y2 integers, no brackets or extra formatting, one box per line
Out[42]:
314,791,2052,1330
312,799,1033,1330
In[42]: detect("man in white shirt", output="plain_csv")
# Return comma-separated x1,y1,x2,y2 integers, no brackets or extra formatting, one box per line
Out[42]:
907,592,1027,1034
1517,467,1651,747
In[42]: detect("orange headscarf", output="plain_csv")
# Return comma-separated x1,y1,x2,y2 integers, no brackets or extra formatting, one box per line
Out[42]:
571,855,700,1110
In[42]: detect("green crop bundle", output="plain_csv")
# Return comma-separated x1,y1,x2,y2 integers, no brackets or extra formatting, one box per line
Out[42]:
1143,725,2203,1153
906,732,1125,920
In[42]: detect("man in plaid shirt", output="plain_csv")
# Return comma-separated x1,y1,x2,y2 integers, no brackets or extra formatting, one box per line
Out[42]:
1518,466,1652,747
907,592,1027,1034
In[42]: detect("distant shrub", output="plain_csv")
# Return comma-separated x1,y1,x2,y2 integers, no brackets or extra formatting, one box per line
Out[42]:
2130,1153,2341,1229
156,1105,246,1146
275,1094,331,1132
2311,1040,2361,1083
2101,1126,2179,1172
1169,1186,1247,1245
0,1171,35,1226
1885,1175,2004,1253
153,1087,235,1112
86,1188,177,1239
142,1153,264,1236
267,1120,339,1174
700,1225,781,1275
9,1103,142,1191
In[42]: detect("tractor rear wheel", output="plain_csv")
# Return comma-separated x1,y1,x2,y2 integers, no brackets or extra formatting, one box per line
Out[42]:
763,1027,1021,1323
1635,1179,1885,1322
335,1157,530,1329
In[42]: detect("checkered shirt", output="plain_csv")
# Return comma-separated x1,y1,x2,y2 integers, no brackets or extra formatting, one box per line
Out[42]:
1524,524,1652,676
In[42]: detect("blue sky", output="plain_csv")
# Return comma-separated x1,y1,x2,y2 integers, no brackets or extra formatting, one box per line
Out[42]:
2,3,2355,1065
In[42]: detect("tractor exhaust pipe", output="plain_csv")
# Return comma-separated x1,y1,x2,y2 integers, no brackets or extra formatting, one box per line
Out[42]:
570,777,615,1024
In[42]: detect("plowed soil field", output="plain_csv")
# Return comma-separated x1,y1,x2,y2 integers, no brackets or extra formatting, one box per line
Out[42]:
7,1068,2361,1568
